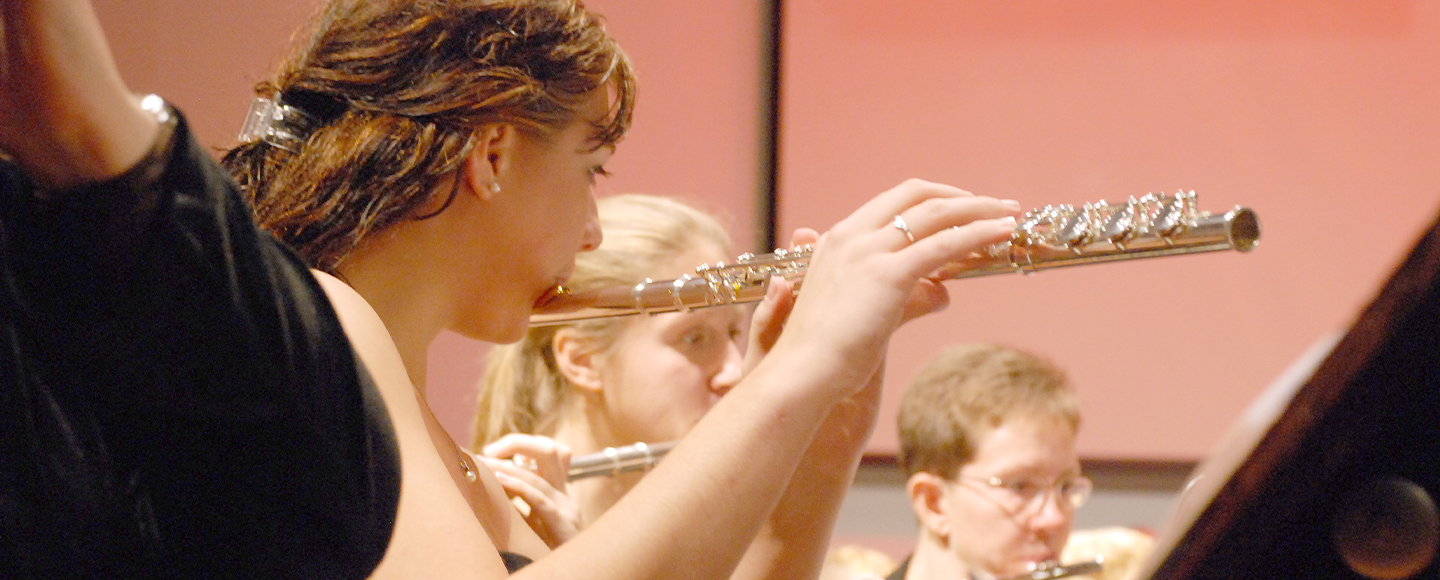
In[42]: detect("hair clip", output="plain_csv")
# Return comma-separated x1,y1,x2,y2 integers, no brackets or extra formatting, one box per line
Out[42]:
237,96,321,152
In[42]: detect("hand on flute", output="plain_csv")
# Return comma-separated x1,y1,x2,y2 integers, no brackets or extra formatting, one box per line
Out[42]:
741,228,812,375
756,179,1021,396
478,433,581,549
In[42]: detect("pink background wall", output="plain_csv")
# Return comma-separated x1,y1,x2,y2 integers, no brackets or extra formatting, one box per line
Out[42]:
91,0,1440,462
778,0,1440,460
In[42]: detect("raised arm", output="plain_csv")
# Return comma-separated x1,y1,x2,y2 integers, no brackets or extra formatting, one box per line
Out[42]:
728,211,1012,580
731,264,885,580
1,3,401,578
513,181,1020,580
0,0,157,188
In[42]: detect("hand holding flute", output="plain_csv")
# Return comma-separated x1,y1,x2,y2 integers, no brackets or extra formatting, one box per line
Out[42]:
475,185,1019,559
476,434,580,549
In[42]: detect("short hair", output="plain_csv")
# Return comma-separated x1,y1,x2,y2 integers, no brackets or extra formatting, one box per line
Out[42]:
897,343,1079,478
473,193,732,448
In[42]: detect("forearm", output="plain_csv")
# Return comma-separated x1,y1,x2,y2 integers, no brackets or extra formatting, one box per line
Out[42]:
731,456,859,580
511,183,1017,580
514,344,851,580
730,366,885,580
2,0,157,189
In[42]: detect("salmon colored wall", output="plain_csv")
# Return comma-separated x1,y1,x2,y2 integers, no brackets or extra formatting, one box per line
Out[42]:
777,0,1440,460
90,0,770,445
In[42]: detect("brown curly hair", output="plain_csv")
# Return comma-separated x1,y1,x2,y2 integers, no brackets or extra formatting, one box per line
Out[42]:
221,0,635,271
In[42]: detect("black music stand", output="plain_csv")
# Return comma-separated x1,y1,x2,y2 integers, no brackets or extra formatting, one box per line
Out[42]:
1138,212,1440,580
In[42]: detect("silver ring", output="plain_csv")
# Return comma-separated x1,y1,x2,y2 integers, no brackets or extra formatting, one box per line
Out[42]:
892,215,916,244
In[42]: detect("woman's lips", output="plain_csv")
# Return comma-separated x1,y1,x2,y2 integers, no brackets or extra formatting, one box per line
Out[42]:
533,281,569,309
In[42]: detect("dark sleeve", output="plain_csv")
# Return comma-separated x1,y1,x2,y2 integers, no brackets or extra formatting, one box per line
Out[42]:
885,555,912,580
500,551,534,574
0,110,398,579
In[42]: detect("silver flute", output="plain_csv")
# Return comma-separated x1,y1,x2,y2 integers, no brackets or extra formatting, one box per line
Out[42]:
531,191,1259,325
999,558,1105,580
567,441,678,481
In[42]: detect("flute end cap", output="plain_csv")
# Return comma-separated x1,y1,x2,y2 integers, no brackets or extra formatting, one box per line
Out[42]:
1228,206,1261,252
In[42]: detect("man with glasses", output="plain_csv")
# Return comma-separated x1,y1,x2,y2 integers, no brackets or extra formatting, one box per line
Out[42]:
886,344,1091,580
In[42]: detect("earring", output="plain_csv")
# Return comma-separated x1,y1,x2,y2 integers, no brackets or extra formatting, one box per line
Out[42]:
488,182,502,194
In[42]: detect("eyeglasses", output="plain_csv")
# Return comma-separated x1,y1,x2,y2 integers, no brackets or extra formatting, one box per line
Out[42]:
955,473,1094,518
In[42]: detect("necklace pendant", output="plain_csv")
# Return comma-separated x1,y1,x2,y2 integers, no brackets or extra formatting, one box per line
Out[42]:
460,455,478,483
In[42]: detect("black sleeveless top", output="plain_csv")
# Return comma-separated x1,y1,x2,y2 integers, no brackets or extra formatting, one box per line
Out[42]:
501,551,534,573
0,110,400,579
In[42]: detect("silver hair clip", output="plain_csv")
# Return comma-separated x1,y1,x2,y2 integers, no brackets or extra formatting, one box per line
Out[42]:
237,96,321,152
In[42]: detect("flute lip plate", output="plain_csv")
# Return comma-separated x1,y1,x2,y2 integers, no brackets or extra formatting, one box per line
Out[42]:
1227,207,1261,252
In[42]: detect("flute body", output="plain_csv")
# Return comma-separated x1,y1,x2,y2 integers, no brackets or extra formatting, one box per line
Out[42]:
568,441,676,481
532,191,1259,325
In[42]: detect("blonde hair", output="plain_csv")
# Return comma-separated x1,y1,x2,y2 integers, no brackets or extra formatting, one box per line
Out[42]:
473,194,731,448
897,343,1079,479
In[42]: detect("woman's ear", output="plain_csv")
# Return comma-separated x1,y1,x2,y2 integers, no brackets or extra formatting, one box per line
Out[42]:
908,471,952,542
553,328,605,394
462,124,516,200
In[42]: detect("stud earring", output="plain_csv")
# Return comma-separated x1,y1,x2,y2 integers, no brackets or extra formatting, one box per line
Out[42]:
488,182,502,194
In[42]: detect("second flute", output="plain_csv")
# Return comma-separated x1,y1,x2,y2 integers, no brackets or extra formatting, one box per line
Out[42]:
568,441,677,481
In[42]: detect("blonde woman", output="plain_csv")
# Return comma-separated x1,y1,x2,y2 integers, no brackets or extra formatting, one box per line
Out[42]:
475,194,745,532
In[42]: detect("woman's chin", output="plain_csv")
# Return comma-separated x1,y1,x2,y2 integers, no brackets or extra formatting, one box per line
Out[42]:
454,308,530,344
488,326,529,345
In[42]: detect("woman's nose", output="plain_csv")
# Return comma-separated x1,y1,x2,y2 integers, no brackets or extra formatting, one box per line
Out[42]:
579,198,603,252
710,340,744,395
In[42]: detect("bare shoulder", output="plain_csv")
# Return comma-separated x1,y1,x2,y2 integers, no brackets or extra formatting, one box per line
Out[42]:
310,270,520,578
312,270,410,387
